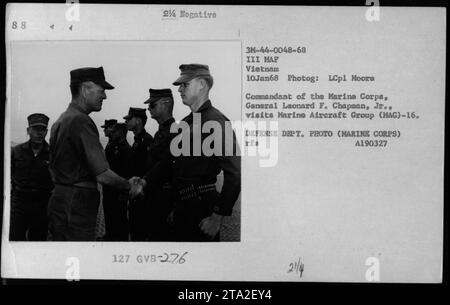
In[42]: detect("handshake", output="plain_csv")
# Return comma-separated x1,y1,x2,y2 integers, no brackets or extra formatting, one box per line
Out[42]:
128,176,147,199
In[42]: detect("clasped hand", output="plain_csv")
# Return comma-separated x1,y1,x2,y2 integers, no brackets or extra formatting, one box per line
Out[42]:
128,176,146,198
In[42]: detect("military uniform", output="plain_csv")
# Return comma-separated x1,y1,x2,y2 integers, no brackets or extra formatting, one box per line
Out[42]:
124,107,154,241
48,67,114,241
142,89,176,241
10,113,53,241
171,65,241,241
103,121,131,241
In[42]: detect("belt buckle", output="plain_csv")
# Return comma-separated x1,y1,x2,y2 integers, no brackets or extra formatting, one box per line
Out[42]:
180,184,199,201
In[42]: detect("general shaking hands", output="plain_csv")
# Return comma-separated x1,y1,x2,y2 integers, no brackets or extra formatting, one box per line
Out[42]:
128,176,146,199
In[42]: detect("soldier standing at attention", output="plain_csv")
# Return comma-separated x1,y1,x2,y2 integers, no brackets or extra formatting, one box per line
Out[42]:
102,121,132,241
124,107,154,241
170,64,241,241
135,89,176,241
10,113,53,241
48,67,138,241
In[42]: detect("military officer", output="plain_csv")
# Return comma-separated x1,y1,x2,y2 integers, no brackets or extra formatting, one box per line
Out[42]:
124,107,154,241
137,89,177,241
170,64,241,241
10,113,53,241
103,121,132,241
48,67,138,241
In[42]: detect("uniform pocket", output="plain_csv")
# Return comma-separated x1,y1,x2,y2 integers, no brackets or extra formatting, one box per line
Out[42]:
69,188,99,231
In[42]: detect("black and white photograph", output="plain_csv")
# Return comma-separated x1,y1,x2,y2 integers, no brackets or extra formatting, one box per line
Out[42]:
7,40,242,243
1,3,446,285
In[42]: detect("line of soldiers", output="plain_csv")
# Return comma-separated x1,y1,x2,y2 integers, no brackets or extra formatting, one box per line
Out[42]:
10,64,241,242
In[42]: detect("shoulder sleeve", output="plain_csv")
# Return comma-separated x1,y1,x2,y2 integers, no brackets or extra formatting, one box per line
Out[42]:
143,131,174,188
211,113,241,216
214,156,241,216
73,116,109,176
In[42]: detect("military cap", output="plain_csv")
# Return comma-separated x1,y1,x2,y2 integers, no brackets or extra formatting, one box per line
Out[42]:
27,113,49,127
144,88,173,104
172,64,211,86
100,119,117,128
113,122,128,132
70,66,114,90
123,107,147,121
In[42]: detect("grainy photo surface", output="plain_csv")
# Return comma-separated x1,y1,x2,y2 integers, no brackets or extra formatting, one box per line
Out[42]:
7,41,241,243
1,4,445,283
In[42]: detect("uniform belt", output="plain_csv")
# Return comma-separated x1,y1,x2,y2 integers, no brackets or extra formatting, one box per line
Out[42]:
55,181,97,189
73,181,98,189
177,183,216,201
14,186,49,193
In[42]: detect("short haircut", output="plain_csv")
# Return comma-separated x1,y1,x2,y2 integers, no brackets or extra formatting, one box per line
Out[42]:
199,75,214,89
70,83,82,98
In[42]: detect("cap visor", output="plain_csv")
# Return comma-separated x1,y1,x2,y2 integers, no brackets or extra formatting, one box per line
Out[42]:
123,114,132,120
172,74,194,86
144,97,160,104
97,80,115,90
29,123,48,127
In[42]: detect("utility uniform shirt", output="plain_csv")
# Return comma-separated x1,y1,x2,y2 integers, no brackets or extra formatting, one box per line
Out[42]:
173,100,241,216
49,102,109,184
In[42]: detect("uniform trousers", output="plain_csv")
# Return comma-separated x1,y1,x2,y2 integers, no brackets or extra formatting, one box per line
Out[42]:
103,187,129,241
10,190,50,241
48,184,100,241
172,190,220,242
